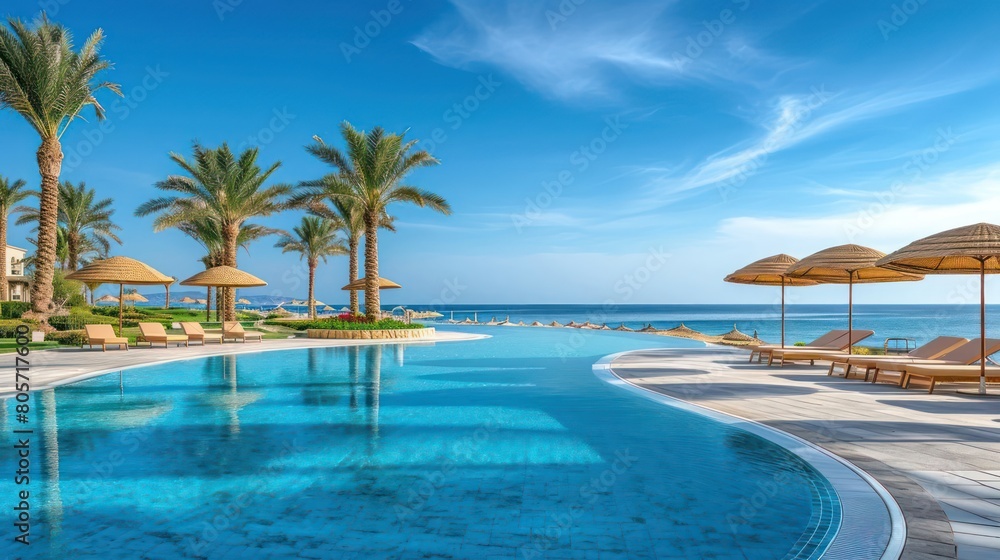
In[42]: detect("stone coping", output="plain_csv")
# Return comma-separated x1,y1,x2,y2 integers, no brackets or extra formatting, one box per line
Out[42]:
306,327,436,340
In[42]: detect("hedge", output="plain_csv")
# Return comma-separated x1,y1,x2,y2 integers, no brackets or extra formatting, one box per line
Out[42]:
267,318,423,331
50,313,171,331
0,319,37,338
45,330,88,346
0,301,31,319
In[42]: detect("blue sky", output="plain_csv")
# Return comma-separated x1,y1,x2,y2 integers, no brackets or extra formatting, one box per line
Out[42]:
2,0,999,306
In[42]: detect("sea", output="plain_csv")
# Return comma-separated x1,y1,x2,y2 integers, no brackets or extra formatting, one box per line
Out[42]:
416,304,999,348
126,299,998,348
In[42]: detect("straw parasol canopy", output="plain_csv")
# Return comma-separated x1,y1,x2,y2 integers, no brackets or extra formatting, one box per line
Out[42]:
530,321,544,327
615,323,633,332
725,254,818,348
877,223,1000,394
237,298,252,305
639,324,659,333
179,296,198,304
322,305,335,312
95,294,119,304
722,324,755,342
548,321,563,328
122,292,148,308
786,244,923,353
66,256,172,333
181,266,266,321
341,277,401,291
340,306,351,312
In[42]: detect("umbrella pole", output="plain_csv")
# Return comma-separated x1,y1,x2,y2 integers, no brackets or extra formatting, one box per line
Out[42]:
781,277,786,349
848,274,854,356
981,259,987,395
118,284,124,335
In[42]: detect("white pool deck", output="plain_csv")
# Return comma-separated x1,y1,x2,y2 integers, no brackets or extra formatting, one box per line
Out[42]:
610,346,1000,560
5,334,1000,559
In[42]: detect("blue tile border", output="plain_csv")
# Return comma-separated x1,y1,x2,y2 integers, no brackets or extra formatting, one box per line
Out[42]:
593,349,906,560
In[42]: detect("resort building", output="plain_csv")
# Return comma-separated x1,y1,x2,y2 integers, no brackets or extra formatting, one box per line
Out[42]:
5,244,30,302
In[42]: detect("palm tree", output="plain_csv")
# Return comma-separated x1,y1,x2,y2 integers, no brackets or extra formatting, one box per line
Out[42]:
0,16,121,313
17,181,123,270
291,194,394,315
136,143,289,320
304,123,450,319
176,216,277,321
0,176,29,300
275,216,347,319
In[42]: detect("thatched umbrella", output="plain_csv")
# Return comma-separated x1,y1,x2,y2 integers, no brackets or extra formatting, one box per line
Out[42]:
614,323,633,332
341,277,401,290
322,305,335,312
95,294,119,304
121,292,148,308
786,244,923,354
179,296,198,304
237,298,252,305
877,223,1000,394
548,321,563,328
639,324,658,333
180,266,267,322
725,254,818,348
722,324,755,342
530,321,544,327
66,257,173,333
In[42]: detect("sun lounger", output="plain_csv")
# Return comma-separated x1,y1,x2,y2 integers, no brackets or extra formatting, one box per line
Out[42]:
180,322,224,345
83,324,129,351
900,364,1000,393
767,330,875,366
750,330,848,364
222,321,263,343
137,322,189,348
871,338,1000,385
827,336,968,380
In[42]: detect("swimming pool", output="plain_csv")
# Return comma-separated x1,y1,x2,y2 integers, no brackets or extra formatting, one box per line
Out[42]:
3,327,845,558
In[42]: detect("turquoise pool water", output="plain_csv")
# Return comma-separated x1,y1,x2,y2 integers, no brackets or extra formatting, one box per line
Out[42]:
2,327,841,559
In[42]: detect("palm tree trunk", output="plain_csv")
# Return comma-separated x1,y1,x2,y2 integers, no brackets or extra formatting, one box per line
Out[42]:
165,283,170,309
349,237,359,315
0,216,8,301
206,286,212,322
31,137,63,314
363,213,379,321
222,223,240,321
67,232,79,271
308,258,317,320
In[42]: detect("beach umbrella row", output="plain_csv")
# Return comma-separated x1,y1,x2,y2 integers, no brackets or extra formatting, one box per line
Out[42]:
727,222,1000,395
66,256,174,333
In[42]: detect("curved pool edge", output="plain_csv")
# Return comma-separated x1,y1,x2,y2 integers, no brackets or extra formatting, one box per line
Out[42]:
593,349,906,560
5,331,490,398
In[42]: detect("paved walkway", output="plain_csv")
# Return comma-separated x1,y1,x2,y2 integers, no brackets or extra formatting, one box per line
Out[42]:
610,347,1000,560
2,330,484,398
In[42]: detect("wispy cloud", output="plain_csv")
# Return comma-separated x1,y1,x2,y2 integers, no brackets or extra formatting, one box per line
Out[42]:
412,0,785,102
636,78,986,201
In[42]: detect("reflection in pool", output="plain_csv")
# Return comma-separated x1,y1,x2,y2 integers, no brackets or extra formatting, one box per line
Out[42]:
1,327,840,559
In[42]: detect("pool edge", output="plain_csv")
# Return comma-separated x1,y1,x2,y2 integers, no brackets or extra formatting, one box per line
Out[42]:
592,349,906,560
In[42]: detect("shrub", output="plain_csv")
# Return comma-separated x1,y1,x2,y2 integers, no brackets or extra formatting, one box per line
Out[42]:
0,301,32,319
267,318,423,331
0,318,39,338
46,330,88,346
49,314,118,331
793,341,806,346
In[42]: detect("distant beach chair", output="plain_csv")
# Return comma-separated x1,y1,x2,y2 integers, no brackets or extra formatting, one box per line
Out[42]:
137,322,189,348
750,330,848,364
870,338,1000,386
767,330,875,366
83,324,129,351
221,321,263,343
827,336,968,380
180,322,224,345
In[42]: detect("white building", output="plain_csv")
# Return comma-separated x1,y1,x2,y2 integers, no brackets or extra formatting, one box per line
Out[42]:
5,245,30,302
